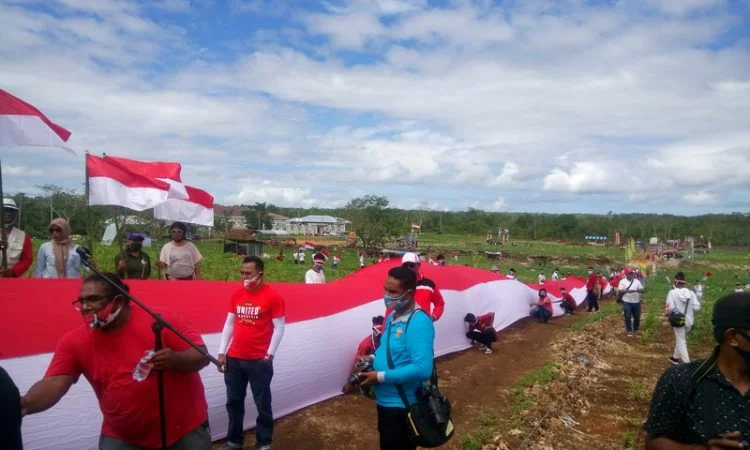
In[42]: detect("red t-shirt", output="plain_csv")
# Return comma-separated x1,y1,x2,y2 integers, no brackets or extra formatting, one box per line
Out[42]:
468,313,497,339
45,307,208,448
539,296,553,314
561,293,577,308
227,284,285,360
586,274,599,291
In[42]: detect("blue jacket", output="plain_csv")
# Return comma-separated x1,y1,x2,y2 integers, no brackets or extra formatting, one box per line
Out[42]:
372,308,435,408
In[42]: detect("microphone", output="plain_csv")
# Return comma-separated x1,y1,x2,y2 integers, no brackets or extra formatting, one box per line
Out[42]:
76,246,92,262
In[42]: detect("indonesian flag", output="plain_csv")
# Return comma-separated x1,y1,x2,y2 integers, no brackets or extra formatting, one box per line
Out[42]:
411,223,421,229
154,185,214,227
0,89,72,149
87,154,176,211
304,241,316,250
103,154,189,200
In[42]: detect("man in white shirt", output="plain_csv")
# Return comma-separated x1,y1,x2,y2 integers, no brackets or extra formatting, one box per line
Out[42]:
618,268,645,337
538,270,546,284
305,253,326,284
666,272,700,364
551,269,560,281
506,268,516,280
298,249,305,266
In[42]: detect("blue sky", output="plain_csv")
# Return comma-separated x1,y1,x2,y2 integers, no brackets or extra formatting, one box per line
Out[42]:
2,0,750,215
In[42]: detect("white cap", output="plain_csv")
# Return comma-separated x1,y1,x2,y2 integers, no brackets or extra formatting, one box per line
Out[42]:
3,198,17,210
401,252,420,264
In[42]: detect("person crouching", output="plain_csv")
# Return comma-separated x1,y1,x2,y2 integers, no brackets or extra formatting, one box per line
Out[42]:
531,288,553,323
464,313,498,355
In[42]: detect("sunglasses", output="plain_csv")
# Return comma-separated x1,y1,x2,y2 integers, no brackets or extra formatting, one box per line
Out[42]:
49,227,63,233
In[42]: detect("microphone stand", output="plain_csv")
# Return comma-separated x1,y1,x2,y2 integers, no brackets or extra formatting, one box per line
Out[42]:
76,247,220,450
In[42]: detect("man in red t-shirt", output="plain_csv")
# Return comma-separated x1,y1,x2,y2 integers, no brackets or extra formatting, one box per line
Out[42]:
217,256,285,450
585,267,601,312
531,288,554,323
21,273,211,449
558,287,577,315
464,312,498,354
395,252,445,321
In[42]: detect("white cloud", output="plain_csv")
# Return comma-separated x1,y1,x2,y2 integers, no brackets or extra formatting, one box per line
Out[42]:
489,162,520,187
683,191,716,205
543,163,612,193
489,197,506,211
645,0,726,16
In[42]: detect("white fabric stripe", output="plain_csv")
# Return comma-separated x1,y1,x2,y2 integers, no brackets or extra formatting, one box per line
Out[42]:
88,177,169,211
0,115,69,148
10,279,587,450
416,285,434,292
153,198,214,226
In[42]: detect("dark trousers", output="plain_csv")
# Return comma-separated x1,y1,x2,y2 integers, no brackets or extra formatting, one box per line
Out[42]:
377,406,416,450
623,302,641,333
225,357,274,448
0,367,22,450
560,300,575,314
466,329,497,349
533,307,552,322
586,291,599,312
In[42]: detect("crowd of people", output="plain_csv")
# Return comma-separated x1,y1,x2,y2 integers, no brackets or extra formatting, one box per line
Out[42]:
3,197,749,449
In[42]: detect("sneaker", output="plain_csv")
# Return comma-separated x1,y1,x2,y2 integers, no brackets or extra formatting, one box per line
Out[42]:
477,344,487,350
626,332,634,337
668,357,680,365
484,347,493,355
257,445,272,450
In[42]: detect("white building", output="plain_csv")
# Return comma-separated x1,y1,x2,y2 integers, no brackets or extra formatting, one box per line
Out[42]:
277,215,350,236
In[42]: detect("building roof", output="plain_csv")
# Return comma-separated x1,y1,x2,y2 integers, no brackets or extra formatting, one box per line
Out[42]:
267,212,289,220
289,215,351,224
214,205,248,217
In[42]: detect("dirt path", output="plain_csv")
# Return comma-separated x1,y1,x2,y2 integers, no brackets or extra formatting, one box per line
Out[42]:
212,309,594,450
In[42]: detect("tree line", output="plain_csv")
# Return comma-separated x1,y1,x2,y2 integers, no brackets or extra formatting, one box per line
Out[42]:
7,188,750,247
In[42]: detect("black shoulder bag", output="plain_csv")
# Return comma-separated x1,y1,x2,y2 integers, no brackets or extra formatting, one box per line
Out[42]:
668,294,691,328
617,280,634,304
386,310,455,448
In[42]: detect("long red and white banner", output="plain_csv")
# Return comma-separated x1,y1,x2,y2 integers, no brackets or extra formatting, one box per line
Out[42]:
153,185,214,227
0,89,72,149
0,263,592,449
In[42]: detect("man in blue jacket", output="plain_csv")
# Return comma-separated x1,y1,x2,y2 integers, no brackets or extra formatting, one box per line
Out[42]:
360,266,435,450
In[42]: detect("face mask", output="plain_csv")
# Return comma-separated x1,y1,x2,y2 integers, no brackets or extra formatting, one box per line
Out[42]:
384,291,411,310
313,263,323,271
588,270,593,275
130,243,142,252
84,300,122,329
539,292,546,298
243,273,262,289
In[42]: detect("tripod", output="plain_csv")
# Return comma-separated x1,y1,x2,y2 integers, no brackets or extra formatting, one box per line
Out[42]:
77,247,220,450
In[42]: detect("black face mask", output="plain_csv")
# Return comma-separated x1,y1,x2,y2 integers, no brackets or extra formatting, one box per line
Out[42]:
130,243,143,252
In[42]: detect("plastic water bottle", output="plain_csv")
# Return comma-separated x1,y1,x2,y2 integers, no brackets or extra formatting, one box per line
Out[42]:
132,350,155,382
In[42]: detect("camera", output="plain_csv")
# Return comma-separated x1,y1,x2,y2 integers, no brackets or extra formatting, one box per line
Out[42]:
347,359,372,386
417,384,452,426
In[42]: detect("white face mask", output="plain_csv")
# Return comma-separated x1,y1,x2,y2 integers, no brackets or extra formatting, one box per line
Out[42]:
243,273,262,289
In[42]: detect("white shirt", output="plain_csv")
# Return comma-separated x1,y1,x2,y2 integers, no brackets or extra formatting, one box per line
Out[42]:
538,274,546,283
305,269,325,284
617,277,644,303
694,284,703,298
34,242,84,279
298,253,305,263
359,256,365,265
551,271,559,281
666,287,700,327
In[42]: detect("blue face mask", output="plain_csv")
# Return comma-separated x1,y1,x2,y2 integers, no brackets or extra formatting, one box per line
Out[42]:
384,291,411,310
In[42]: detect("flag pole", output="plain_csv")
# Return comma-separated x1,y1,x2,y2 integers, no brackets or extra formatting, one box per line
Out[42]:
0,156,8,273
85,150,93,251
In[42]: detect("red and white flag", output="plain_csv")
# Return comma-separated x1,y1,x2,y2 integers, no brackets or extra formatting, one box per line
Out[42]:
154,185,214,226
0,89,72,149
304,241,316,250
87,154,174,211
411,223,421,229
103,154,188,200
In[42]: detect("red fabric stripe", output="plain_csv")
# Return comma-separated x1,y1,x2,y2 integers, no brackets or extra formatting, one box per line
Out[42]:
104,155,182,182
87,154,171,190
0,89,71,141
185,185,214,208
0,263,585,359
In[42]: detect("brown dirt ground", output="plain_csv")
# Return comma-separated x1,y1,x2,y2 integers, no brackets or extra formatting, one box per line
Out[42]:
212,309,592,450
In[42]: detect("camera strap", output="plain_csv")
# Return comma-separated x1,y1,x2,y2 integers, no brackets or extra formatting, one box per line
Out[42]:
386,309,437,408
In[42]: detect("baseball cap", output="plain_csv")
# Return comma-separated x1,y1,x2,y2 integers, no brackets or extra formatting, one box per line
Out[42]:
128,232,145,241
401,252,420,264
3,198,18,210
713,293,750,331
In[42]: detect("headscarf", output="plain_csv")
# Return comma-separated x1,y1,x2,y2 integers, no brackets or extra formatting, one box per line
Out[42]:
49,218,71,278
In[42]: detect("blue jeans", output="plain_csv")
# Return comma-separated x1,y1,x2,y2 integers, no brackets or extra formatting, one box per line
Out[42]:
533,307,552,322
225,356,274,448
623,302,641,333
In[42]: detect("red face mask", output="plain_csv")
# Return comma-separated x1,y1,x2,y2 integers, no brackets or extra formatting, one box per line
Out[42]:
83,300,122,329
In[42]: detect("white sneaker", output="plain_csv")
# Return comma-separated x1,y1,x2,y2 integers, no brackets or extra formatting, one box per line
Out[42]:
477,344,487,350
484,347,493,355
